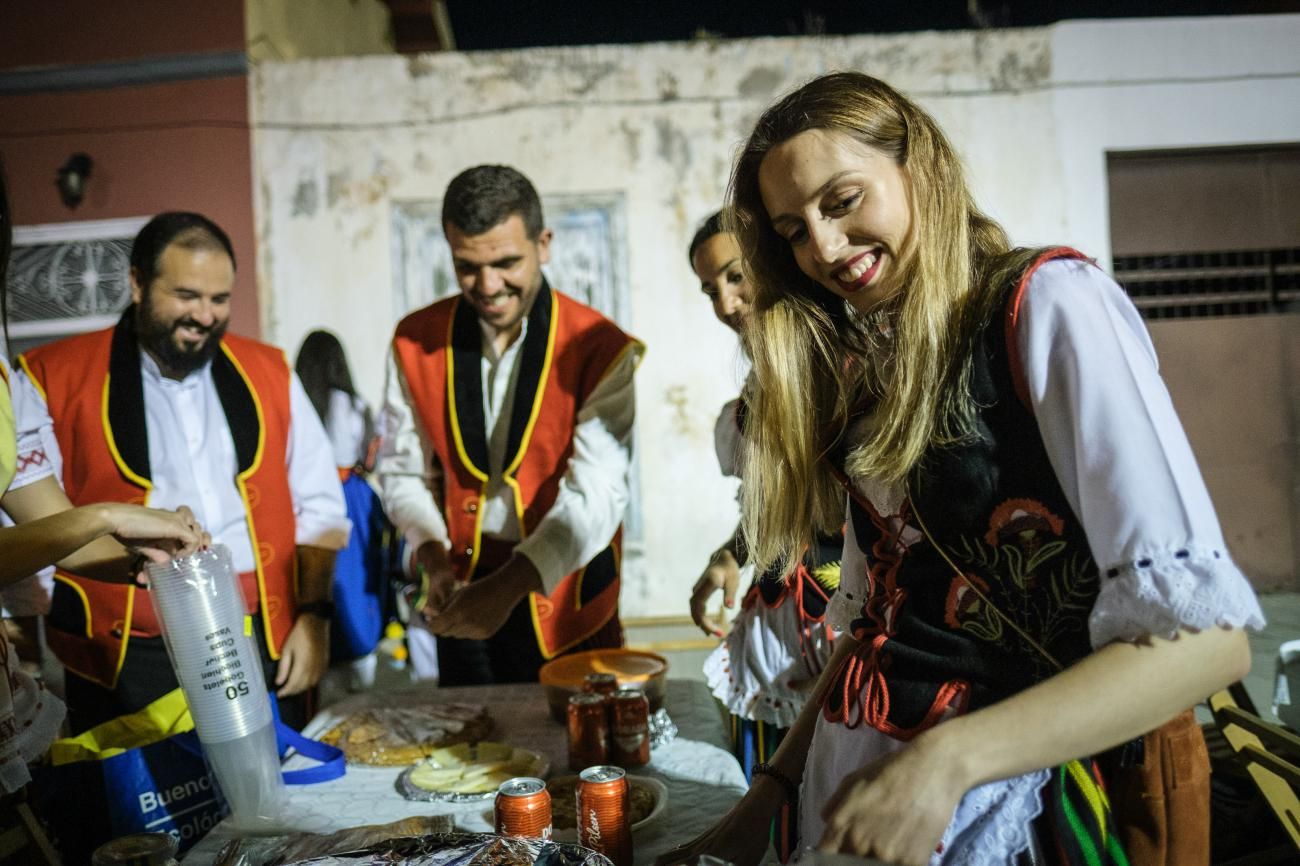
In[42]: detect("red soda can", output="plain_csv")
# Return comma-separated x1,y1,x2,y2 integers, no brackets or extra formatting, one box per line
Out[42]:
577,765,633,866
567,693,610,771
583,671,619,697
494,776,552,839
608,689,651,767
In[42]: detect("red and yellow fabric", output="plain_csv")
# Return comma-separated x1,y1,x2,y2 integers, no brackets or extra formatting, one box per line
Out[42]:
0,358,15,492
392,284,639,659
19,321,299,688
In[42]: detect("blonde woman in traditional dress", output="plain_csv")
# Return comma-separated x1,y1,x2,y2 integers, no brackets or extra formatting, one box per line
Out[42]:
659,72,1262,866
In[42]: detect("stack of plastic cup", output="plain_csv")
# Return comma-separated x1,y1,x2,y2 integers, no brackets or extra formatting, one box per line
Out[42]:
146,545,285,830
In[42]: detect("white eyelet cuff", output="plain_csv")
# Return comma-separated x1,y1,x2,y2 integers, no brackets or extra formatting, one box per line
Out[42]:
1089,545,1265,649
939,769,1050,866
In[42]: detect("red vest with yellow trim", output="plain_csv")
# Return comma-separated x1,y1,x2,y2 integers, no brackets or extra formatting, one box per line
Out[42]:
18,313,299,689
392,283,640,660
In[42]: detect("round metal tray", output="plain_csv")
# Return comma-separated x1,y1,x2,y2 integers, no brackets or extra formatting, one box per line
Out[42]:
395,747,550,803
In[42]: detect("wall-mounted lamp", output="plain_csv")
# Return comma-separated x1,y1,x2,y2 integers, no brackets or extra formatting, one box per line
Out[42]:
56,153,93,208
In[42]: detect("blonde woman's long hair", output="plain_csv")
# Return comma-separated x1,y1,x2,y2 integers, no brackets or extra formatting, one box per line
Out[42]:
731,71,1030,578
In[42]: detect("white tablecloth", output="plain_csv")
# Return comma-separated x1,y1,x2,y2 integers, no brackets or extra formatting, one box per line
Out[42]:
184,678,748,865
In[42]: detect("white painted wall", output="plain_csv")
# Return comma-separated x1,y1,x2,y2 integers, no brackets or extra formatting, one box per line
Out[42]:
249,14,1300,615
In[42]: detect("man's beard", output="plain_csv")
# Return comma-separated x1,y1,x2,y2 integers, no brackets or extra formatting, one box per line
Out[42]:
135,302,227,377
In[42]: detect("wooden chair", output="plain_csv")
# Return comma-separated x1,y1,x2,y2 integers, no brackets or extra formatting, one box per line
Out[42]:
1209,682,1300,862
0,792,60,865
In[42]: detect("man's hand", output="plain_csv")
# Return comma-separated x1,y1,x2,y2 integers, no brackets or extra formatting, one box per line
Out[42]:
426,554,542,640
415,541,456,621
275,545,337,694
690,547,741,637
275,613,329,696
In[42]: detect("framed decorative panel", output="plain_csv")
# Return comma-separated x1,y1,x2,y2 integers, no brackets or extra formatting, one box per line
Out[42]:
6,217,147,355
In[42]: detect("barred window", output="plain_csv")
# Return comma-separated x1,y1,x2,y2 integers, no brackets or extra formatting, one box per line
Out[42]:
1113,247,1300,320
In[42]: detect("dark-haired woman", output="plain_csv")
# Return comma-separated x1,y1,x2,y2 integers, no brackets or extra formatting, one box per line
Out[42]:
295,329,388,693
660,72,1261,866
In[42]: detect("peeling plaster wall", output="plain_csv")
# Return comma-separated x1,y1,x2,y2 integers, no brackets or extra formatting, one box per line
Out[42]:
250,15,1300,614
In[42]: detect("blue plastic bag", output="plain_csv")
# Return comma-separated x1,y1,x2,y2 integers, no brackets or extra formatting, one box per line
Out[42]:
34,688,342,860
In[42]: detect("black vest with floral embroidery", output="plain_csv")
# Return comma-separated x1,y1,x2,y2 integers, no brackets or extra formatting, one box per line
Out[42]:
830,248,1100,737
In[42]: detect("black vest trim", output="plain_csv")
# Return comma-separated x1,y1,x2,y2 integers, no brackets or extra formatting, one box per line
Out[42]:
502,281,554,474
211,349,260,474
106,309,151,483
577,542,618,607
449,297,490,477
105,306,263,484
446,282,556,486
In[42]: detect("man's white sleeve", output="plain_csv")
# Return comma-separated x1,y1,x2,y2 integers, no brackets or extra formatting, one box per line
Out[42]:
376,347,451,558
514,344,643,595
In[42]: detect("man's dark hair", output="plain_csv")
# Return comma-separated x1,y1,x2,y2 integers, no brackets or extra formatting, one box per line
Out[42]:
441,165,544,239
130,212,235,290
688,210,727,265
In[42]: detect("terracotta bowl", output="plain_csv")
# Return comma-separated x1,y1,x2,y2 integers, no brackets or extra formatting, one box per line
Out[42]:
538,649,669,723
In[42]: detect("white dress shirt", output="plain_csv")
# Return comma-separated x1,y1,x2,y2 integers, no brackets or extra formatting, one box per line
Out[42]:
325,389,369,469
378,312,641,595
11,347,351,576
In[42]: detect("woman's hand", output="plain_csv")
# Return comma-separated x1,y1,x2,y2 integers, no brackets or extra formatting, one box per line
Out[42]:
655,776,784,866
818,733,967,866
0,476,211,585
690,548,741,637
100,503,208,564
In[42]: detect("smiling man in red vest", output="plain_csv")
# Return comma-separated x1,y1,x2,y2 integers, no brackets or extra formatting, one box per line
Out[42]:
13,212,350,732
379,165,643,685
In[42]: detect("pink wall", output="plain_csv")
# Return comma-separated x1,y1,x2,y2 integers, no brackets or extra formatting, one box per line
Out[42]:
0,0,244,70
0,2,260,337
1,79,259,337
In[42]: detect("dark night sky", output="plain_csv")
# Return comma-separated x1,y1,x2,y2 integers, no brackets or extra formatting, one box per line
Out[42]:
445,1,1300,50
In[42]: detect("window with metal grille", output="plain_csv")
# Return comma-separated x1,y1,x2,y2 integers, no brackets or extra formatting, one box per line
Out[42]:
1113,247,1300,320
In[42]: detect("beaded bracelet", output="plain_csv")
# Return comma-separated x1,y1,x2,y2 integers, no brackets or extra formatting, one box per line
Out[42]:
752,762,799,805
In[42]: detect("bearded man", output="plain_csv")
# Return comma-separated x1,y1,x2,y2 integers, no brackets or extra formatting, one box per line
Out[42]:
13,212,350,732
